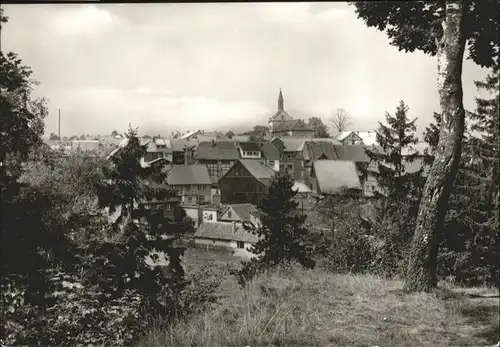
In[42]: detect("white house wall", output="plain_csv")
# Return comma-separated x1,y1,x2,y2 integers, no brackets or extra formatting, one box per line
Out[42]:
202,210,218,223
194,237,257,259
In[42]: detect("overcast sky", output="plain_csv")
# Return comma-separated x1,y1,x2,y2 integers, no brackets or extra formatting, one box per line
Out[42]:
2,2,489,138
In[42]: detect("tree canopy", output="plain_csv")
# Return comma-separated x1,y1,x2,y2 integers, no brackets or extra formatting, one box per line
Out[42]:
308,117,330,138
349,1,499,68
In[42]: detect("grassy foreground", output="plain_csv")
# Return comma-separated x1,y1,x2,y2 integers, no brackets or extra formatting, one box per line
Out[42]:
141,264,499,347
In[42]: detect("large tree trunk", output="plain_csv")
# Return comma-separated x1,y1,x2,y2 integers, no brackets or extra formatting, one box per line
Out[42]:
404,1,467,292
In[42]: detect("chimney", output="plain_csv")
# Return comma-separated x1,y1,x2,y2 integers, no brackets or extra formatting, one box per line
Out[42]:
213,194,221,208
211,139,216,147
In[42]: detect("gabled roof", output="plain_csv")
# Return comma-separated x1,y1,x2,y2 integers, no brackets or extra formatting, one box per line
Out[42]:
170,138,199,151
154,138,170,147
269,109,293,122
167,164,212,185
337,131,378,146
279,138,307,152
259,141,280,160
333,145,370,163
303,141,338,161
238,141,261,152
308,137,341,145
180,130,202,139
225,159,275,186
274,119,313,132
312,160,362,194
195,141,240,160
194,221,259,243
219,203,258,222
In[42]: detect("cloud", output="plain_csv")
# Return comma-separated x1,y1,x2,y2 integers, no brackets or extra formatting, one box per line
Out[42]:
258,2,349,31
49,5,122,37
2,3,488,138
47,86,269,136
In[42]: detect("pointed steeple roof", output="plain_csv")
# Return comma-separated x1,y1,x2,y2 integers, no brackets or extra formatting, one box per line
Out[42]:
269,89,293,122
278,88,284,111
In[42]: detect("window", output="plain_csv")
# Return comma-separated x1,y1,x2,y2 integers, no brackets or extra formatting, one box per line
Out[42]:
186,185,190,192
287,153,293,159
207,163,217,176
269,160,275,166
237,241,245,249
279,164,285,170
228,211,232,218
220,162,232,175
165,204,171,211
287,164,293,171
187,196,193,204
199,195,205,204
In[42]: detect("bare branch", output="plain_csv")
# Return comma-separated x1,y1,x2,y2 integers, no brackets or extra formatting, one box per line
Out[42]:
328,108,352,136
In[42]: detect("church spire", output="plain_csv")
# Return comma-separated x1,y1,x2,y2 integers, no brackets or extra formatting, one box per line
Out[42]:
278,88,284,111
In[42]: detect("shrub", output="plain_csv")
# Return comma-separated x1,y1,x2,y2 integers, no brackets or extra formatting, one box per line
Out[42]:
324,210,373,274
367,198,418,278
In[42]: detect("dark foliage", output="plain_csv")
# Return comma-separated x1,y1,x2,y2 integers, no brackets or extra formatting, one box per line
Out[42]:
322,194,373,274
425,64,500,287
349,1,499,68
308,116,330,138
234,172,315,286
360,101,424,277
1,16,218,342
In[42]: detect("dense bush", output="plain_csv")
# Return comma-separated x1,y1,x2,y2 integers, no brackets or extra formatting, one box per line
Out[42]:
1,130,220,344
234,172,315,286
367,198,418,278
324,210,373,274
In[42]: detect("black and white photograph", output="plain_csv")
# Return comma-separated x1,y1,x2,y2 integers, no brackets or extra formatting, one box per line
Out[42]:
1,1,499,346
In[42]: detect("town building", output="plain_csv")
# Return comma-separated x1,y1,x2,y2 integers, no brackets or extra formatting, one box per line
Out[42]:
259,141,281,171
337,131,378,146
218,203,259,223
194,141,240,182
170,138,198,165
268,90,314,138
309,160,362,196
236,141,262,159
166,164,212,206
193,221,259,259
218,159,276,206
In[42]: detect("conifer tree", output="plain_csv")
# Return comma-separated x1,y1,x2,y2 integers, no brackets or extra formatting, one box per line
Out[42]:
95,125,188,307
363,101,425,276
365,100,423,199
422,63,499,286
235,171,315,285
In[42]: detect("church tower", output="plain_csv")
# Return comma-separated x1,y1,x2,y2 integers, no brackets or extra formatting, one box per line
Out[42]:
269,88,293,134
278,88,284,111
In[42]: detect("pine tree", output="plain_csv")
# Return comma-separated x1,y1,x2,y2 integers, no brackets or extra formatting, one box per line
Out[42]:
364,101,424,276
235,171,315,285
422,63,499,286
95,124,188,308
365,100,423,200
